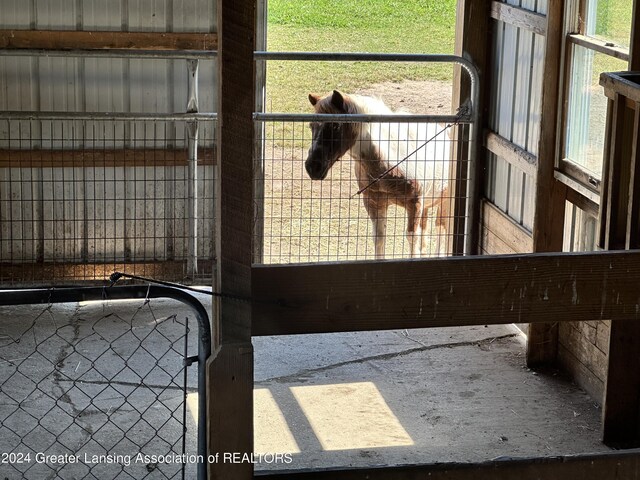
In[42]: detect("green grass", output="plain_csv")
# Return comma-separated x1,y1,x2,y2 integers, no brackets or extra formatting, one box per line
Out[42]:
593,0,633,48
266,0,457,113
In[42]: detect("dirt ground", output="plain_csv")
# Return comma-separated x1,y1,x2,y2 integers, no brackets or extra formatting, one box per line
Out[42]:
258,79,456,264
357,79,453,115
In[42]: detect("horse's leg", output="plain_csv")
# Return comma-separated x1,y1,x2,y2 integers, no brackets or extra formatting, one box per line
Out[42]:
420,205,429,256
434,190,450,256
364,194,387,259
406,198,422,258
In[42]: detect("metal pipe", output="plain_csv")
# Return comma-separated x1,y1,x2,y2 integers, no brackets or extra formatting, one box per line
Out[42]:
187,60,200,114
0,48,216,60
0,285,211,479
254,112,471,124
187,120,199,279
186,59,200,279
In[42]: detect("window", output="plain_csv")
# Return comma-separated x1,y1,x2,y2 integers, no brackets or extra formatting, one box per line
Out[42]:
560,0,634,254
560,0,632,186
565,47,626,176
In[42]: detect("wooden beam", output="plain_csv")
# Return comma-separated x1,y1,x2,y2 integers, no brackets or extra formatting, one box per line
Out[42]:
453,0,492,254
484,130,538,177
0,29,217,51
255,450,640,480
490,1,547,36
565,186,599,217
528,0,566,366
253,250,640,336
603,93,633,250
630,0,640,70
0,260,213,285
0,148,216,168
208,0,256,479
627,104,640,249
480,199,533,253
599,70,640,446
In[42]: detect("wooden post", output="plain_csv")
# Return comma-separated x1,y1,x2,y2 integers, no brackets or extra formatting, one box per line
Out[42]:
527,0,567,366
451,0,491,255
208,0,256,478
599,72,640,446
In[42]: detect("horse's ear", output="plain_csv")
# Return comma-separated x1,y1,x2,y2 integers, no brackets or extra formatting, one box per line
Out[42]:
331,90,345,111
308,94,320,106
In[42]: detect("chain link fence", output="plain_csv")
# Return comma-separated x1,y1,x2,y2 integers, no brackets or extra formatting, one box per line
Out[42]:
0,286,210,479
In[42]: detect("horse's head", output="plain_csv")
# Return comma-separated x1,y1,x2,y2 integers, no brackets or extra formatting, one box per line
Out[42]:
305,90,358,180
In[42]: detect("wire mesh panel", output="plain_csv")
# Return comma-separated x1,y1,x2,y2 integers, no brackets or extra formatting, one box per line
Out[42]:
254,118,470,264
0,288,208,479
0,118,216,285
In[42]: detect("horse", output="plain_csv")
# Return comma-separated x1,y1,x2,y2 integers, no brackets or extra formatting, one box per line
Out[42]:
305,90,451,259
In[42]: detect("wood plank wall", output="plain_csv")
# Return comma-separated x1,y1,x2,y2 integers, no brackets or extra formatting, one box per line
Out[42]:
483,0,569,365
561,203,609,402
481,0,546,257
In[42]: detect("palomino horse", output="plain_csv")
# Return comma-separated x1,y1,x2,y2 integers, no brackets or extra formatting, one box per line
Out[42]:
306,90,451,259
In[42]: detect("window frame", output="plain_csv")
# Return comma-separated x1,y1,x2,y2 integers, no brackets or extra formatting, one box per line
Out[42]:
556,0,634,211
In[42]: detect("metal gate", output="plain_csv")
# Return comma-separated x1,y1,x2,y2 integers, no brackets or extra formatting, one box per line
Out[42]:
0,50,216,286
0,285,210,480
252,52,480,265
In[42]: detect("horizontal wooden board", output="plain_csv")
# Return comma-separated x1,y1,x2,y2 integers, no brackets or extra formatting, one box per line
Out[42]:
0,29,217,51
485,131,538,177
480,226,517,254
596,320,611,353
252,250,640,335
0,148,216,167
255,449,640,480
0,260,214,285
558,344,605,403
481,200,533,253
559,322,607,381
490,1,547,36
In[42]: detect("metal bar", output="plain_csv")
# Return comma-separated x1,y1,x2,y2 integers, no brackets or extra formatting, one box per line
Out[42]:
182,316,189,480
187,60,200,114
187,121,199,279
0,111,216,121
254,112,471,123
0,48,216,60
255,51,475,65
186,59,200,280
0,285,211,479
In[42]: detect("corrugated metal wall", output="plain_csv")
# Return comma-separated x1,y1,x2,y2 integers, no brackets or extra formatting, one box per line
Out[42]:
485,0,547,232
0,1,216,118
0,0,217,284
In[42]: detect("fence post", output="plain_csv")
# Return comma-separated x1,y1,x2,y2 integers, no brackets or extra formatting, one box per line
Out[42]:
208,0,256,479
187,59,200,279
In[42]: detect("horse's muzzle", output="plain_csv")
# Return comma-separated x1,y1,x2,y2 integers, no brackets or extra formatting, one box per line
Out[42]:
305,156,328,180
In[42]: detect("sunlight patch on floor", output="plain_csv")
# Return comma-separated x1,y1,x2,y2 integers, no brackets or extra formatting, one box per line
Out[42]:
254,388,301,455
290,382,414,451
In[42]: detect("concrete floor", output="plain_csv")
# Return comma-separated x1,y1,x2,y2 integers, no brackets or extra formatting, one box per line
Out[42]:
0,294,613,478
253,324,612,472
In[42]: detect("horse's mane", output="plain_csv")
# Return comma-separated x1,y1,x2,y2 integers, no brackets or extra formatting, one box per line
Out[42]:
343,93,450,194
345,94,397,115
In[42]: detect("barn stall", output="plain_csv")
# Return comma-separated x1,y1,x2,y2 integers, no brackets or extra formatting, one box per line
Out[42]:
2,0,640,479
